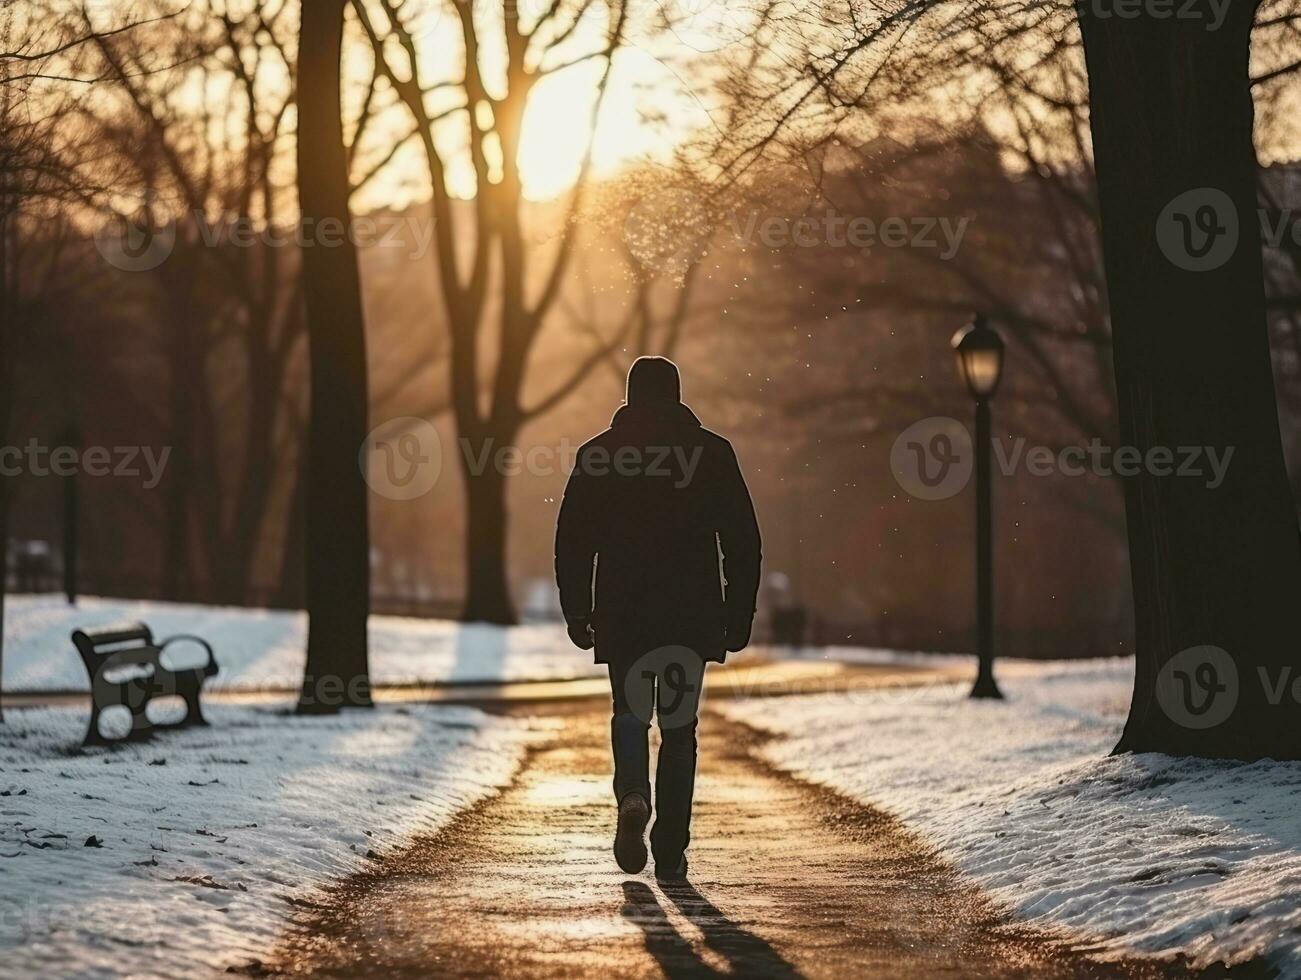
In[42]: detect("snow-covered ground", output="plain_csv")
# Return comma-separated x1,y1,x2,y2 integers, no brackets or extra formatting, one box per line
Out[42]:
720,659,1301,973
2,594,600,690
0,698,536,977
10,597,1301,973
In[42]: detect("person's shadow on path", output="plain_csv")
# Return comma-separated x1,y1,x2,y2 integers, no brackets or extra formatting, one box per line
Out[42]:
620,881,802,979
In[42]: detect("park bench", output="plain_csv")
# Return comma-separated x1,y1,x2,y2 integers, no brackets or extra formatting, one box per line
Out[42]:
73,622,218,747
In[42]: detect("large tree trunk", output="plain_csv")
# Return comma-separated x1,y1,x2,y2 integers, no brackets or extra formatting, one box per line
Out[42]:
0,209,9,723
1080,0,1301,759
459,428,517,624
296,0,372,713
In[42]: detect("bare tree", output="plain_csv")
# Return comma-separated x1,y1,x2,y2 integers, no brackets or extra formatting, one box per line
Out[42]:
351,0,639,623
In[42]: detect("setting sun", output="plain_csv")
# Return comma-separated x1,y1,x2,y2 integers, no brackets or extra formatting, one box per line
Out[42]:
344,0,743,208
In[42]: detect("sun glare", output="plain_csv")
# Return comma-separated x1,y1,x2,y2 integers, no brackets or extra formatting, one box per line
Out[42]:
517,47,707,201
346,2,725,209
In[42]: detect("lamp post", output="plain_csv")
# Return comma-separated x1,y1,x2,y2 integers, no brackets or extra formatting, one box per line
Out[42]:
951,315,1004,699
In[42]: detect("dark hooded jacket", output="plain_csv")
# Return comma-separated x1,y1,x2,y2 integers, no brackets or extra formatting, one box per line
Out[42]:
554,358,762,664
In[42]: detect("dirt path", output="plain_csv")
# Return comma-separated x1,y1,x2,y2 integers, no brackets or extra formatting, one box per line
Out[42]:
268,705,1188,979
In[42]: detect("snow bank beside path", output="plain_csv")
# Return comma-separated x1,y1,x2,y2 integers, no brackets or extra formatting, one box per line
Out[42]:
3,594,600,690
719,659,1301,973
0,700,533,977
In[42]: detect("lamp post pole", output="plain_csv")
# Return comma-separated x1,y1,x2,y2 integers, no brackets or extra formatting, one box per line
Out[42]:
972,396,1000,698
952,314,1004,700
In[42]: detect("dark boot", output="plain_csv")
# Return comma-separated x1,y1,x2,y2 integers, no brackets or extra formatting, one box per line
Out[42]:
614,792,650,874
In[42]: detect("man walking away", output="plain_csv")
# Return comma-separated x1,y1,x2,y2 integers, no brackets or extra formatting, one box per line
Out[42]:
555,356,762,880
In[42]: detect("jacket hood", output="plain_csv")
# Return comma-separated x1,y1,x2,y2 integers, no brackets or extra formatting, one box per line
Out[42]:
626,356,681,407
615,356,696,427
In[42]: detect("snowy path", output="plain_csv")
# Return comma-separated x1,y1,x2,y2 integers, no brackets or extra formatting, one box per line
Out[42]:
0,656,951,978
266,703,1191,979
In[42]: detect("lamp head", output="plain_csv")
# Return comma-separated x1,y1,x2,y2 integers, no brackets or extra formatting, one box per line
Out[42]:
951,314,1005,400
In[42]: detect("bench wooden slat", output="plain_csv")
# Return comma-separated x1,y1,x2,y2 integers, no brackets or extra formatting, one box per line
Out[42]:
73,623,154,649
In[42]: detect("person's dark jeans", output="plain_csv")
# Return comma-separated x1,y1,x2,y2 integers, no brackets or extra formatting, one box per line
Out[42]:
608,649,706,867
